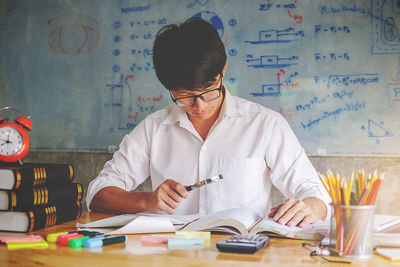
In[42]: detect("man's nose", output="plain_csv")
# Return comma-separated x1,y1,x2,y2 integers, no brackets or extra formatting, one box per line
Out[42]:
192,96,207,109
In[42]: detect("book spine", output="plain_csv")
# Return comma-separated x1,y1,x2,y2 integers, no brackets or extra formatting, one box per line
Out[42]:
26,201,82,232
6,183,83,211
11,164,74,189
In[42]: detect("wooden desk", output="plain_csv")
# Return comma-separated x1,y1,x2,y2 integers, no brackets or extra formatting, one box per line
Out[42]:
0,212,398,266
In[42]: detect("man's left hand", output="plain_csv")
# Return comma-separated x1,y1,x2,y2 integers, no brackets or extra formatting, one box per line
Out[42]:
267,197,326,227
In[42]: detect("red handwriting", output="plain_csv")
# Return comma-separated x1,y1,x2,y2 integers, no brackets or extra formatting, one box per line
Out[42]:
137,95,163,106
128,112,139,122
125,75,135,81
287,9,303,24
279,108,294,121
277,69,286,84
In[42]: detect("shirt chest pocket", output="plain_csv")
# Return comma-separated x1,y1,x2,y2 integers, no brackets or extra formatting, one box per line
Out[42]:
218,156,265,205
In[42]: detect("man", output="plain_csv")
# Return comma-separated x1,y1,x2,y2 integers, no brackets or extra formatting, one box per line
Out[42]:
87,18,331,227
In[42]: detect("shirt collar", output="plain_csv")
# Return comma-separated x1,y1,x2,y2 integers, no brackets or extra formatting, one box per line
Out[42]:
162,84,242,126
219,86,242,118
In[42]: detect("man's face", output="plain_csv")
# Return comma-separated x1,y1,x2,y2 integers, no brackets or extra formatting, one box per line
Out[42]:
170,75,224,121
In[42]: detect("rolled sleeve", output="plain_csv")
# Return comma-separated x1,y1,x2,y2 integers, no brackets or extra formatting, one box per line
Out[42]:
266,114,332,220
86,121,151,211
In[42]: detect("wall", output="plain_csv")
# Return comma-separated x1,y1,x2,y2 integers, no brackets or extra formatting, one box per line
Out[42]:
1,0,400,156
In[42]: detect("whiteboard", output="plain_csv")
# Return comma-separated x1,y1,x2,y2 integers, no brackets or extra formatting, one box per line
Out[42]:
0,0,399,156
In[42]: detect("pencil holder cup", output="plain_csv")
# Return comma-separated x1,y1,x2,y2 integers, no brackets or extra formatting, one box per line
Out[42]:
329,204,375,258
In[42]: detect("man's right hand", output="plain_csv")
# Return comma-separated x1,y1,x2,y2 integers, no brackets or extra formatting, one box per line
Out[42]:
146,179,189,214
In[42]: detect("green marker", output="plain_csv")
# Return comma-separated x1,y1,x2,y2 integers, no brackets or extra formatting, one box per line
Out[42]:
68,236,90,248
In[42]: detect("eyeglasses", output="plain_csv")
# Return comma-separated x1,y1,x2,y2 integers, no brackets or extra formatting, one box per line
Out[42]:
302,243,351,264
170,78,223,108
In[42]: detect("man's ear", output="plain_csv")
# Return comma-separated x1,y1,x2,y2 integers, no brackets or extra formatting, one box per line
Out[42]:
221,60,228,77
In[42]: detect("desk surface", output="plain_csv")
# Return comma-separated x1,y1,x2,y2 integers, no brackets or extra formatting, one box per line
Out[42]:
0,212,398,266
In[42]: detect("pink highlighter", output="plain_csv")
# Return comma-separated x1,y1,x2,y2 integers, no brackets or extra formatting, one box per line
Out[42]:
56,232,79,244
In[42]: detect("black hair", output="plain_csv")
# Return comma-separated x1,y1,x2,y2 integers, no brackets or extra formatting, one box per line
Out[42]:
153,17,227,91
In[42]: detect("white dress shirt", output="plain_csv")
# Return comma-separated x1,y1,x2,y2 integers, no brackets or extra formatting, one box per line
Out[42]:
86,86,331,217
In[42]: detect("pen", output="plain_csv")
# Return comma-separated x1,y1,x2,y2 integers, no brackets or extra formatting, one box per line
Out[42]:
185,175,223,191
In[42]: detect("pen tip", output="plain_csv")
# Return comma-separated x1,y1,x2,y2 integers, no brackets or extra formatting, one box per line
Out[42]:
219,174,224,179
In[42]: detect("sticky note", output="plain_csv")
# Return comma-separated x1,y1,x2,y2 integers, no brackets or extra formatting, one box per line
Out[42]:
175,231,210,247
1,235,42,243
6,239,49,250
175,231,210,239
167,238,204,250
141,235,170,244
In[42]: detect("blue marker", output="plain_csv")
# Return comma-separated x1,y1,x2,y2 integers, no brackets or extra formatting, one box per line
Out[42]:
82,235,109,248
84,235,127,248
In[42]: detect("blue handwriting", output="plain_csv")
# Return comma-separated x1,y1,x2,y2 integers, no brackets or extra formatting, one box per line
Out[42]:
300,101,366,130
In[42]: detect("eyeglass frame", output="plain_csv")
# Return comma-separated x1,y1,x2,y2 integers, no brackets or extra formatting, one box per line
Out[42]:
169,77,223,108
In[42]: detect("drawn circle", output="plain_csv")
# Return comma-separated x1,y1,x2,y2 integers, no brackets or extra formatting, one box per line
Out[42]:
48,23,100,55
113,21,121,29
229,49,237,56
114,36,122,43
191,11,224,37
383,17,397,42
229,19,237,26
112,64,120,72
229,78,236,84
113,49,120,56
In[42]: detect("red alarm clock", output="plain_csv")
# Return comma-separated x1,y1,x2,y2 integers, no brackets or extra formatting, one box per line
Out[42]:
0,107,33,163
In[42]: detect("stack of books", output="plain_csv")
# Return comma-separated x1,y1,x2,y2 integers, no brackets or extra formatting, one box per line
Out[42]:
0,162,83,232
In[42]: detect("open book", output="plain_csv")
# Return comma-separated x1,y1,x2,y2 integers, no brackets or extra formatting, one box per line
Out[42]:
180,207,329,240
79,207,329,240
373,214,400,247
77,213,201,234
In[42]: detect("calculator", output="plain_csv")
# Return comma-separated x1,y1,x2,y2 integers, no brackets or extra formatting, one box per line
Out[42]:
216,234,270,254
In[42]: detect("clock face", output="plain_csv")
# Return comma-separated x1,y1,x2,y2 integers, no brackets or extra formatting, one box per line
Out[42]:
0,126,23,156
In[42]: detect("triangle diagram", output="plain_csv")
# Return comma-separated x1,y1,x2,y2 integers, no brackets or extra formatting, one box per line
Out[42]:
368,119,393,137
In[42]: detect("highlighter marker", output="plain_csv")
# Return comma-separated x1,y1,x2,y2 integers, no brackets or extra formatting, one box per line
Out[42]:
77,231,102,237
56,232,79,244
68,236,90,248
84,235,127,248
68,232,104,248
47,232,69,243
82,235,109,248
60,234,84,246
